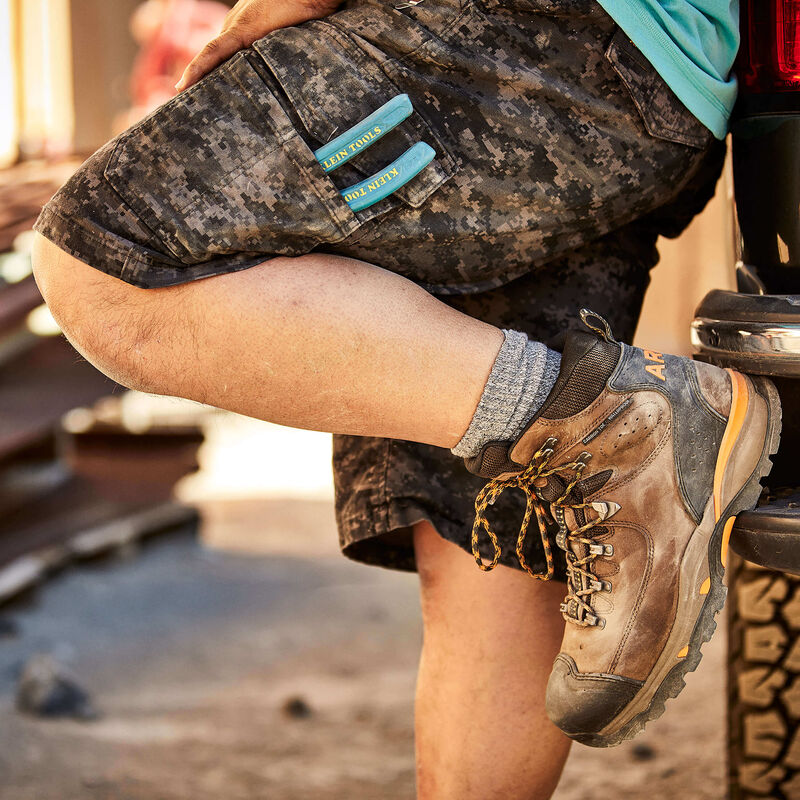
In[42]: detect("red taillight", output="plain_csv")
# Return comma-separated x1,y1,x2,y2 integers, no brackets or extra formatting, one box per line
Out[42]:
777,0,800,75
739,0,800,93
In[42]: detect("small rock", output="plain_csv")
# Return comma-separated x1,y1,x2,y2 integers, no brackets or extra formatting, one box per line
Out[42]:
631,742,656,761
282,695,312,719
15,654,99,720
0,618,19,638
660,767,677,779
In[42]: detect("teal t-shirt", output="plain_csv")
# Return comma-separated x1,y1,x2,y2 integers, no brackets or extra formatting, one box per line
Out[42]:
595,1,740,139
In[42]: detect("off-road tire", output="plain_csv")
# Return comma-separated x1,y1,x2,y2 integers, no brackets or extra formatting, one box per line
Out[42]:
729,554,800,799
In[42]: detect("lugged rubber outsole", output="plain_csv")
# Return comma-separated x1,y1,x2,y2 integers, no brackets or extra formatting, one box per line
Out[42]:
572,375,783,748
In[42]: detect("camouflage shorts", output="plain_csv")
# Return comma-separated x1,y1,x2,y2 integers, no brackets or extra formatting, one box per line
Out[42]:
36,0,726,575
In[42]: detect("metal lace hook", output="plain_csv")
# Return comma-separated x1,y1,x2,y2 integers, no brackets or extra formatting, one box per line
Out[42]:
535,437,558,461
590,501,621,521
579,308,617,343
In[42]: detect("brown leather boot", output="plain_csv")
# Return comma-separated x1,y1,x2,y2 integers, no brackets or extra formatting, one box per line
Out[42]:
465,310,781,747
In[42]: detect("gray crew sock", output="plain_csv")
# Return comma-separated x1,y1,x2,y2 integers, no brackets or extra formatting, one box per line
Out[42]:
451,330,561,459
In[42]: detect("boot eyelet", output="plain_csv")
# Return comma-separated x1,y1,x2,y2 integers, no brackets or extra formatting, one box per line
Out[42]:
583,612,606,628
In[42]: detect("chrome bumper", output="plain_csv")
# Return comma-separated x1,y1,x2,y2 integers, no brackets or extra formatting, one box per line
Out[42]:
692,317,800,376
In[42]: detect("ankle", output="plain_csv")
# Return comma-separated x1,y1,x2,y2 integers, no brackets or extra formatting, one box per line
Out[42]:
451,329,561,458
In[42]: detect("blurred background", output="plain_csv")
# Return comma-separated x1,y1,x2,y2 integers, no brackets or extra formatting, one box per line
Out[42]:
0,2,735,798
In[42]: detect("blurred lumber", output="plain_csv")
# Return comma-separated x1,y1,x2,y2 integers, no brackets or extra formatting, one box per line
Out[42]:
0,160,205,603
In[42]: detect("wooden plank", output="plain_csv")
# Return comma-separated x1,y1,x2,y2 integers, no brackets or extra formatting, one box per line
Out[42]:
0,417,203,566
69,502,197,557
0,275,43,335
58,425,203,503
0,336,117,464
0,502,198,605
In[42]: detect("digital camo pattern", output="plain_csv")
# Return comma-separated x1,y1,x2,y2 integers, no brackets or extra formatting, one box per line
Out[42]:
35,0,727,573
334,160,724,576
37,0,717,293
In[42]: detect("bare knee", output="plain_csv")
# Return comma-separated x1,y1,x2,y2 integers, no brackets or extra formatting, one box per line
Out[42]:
414,521,457,614
414,520,565,636
31,232,179,393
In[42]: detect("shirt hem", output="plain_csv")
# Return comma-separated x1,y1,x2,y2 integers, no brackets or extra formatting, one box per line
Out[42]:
596,0,735,140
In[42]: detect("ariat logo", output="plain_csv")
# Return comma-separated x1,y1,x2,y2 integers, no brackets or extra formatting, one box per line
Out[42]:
644,350,665,381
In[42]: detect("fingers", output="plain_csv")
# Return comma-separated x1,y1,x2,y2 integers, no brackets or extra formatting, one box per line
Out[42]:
175,0,343,93
175,32,245,92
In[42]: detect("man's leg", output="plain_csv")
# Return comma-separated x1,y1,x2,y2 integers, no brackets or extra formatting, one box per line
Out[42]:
32,237,503,448
413,521,570,799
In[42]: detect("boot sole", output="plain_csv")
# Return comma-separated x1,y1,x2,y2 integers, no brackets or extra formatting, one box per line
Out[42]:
576,372,782,748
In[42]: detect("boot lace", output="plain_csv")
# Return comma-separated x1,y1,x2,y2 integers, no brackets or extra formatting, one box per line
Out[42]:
471,436,615,627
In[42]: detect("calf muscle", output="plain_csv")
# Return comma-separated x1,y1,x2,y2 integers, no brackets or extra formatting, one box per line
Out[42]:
414,522,571,799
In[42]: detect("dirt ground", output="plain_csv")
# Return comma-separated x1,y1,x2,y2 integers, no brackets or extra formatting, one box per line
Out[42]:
0,489,728,800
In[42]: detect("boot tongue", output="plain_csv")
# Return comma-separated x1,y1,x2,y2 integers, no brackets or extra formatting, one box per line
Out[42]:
537,329,620,421
540,469,611,502
537,474,568,503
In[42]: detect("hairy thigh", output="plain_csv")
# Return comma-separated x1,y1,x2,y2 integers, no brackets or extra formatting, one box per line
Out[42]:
32,233,201,393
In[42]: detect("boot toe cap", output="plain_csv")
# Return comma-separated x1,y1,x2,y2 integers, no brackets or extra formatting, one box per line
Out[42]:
546,653,643,744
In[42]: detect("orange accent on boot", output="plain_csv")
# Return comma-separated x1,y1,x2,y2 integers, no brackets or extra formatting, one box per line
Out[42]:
713,370,750,521
645,363,666,381
700,577,711,595
721,516,736,569
677,646,689,658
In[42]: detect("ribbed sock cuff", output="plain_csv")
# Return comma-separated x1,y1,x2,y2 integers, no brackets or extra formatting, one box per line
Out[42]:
451,330,561,459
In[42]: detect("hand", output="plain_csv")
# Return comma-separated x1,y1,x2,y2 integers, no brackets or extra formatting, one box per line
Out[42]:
176,0,342,91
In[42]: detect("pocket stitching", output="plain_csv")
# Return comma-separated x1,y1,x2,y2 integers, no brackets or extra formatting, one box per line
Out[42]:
104,137,191,261
253,18,461,208
283,133,362,242
103,53,267,261
234,57,363,241
604,34,711,150
334,0,479,73
308,22,399,137
104,51,350,261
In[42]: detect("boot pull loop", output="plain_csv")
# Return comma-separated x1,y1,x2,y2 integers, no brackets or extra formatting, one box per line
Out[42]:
579,309,617,344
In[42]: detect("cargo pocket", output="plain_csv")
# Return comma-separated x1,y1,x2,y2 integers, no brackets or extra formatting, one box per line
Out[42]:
252,19,459,227
604,27,713,150
104,51,383,263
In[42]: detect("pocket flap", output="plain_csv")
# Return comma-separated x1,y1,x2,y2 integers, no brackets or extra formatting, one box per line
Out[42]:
605,28,712,150
253,21,457,209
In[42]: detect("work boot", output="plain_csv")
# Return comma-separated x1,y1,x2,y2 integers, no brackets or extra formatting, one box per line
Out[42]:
466,310,781,747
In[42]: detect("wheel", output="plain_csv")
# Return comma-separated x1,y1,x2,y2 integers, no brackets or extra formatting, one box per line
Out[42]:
728,554,800,799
